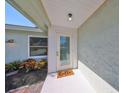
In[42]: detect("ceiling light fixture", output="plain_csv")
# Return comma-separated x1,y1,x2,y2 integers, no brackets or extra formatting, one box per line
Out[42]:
68,13,72,21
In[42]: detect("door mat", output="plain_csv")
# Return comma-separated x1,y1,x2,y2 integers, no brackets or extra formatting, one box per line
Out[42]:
57,69,74,78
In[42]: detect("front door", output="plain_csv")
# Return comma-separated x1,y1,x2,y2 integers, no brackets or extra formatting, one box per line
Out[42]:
57,32,72,71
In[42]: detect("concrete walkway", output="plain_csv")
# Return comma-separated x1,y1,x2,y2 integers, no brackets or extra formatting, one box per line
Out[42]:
41,69,96,93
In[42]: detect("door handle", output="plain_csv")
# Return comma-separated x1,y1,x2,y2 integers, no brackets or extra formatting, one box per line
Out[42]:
56,51,59,56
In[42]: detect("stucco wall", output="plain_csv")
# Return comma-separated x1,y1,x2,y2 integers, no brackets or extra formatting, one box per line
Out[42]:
78,0,118,90
5,29,47,63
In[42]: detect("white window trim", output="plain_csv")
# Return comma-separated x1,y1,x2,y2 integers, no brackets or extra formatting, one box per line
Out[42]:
28,35,48,58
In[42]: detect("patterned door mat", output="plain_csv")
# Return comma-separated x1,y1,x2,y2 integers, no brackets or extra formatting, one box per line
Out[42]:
57,69,74,78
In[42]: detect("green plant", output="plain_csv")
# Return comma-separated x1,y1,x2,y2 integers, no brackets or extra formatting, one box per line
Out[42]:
5,60,21,73
5,58,48,73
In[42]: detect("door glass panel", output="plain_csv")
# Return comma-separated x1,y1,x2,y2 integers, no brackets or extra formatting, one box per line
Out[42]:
60,36,70,66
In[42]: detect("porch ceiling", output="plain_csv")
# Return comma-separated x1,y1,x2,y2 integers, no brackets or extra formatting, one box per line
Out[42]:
42,0,106,28
6,0,106,29
6,0,51,31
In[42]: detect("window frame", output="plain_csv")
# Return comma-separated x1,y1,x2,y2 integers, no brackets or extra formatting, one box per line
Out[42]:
28,35,48,58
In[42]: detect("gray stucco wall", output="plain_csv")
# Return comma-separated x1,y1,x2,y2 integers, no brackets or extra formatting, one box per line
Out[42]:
5,29,47,63
78,0,119,90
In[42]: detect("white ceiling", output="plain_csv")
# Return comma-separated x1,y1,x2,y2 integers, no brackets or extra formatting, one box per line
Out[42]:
42,0,106,28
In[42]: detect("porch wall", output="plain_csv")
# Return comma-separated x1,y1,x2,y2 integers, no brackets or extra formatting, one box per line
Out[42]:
78,0,118,91
5,29,47,63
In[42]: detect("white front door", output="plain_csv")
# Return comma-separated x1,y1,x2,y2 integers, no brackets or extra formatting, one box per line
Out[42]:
56,32,73,71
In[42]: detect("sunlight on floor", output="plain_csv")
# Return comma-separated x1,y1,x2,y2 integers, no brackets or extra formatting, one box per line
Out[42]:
41,69,96,93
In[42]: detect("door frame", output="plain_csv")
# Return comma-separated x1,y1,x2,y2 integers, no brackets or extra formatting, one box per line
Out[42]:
48,26,77,73
56,31,73,71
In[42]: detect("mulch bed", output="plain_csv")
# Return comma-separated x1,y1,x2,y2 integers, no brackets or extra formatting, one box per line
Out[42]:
5,68,47,92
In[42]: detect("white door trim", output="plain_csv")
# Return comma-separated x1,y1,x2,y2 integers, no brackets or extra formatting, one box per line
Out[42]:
56,31,73,71
48,25,77,73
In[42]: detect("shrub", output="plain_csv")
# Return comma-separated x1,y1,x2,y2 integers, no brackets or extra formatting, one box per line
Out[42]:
19,59,36,72
5,58,48,73
34,60,47,70
5,60,21,73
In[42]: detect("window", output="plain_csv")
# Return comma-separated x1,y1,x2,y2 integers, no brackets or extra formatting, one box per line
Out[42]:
29,36,48,57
